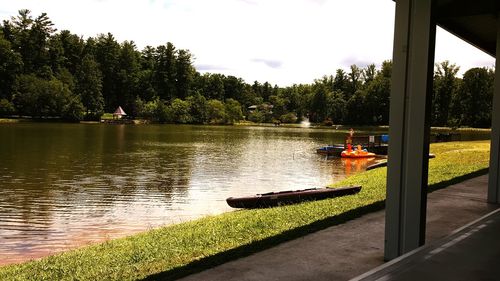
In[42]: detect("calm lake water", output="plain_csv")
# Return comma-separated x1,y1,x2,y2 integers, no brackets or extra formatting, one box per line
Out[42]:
0,123,382,265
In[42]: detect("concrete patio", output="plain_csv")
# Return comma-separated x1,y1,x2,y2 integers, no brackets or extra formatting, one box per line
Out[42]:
354,206,500,281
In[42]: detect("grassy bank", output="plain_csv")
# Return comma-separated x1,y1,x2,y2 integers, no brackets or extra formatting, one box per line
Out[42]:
0,141,490,280
0,118,27,123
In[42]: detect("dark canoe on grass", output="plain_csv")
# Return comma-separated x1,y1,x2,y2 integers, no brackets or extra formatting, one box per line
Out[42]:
226,185,362,209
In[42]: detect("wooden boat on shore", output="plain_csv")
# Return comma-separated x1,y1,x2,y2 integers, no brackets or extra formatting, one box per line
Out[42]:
226,185,362,209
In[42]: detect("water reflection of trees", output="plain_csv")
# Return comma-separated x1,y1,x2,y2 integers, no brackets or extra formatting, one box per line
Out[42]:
1,124,379,263
0,124,197,261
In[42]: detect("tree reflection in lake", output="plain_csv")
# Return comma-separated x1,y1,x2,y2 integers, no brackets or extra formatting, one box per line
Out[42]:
0,123,373,265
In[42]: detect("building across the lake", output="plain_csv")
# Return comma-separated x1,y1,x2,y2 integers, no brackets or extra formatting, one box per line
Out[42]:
113,106,127,119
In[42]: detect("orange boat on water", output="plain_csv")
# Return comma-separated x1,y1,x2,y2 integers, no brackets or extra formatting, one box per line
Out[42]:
341,144,376,158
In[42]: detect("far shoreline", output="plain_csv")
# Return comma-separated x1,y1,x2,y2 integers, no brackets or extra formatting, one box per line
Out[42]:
1,117,492,132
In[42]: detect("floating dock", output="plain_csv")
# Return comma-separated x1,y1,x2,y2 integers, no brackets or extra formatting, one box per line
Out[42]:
317,135,389,157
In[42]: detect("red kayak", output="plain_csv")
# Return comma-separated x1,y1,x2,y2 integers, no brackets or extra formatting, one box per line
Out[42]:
226,185,362,209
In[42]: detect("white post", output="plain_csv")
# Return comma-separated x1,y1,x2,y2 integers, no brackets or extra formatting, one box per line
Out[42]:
384,0,436,261
488,14,500,204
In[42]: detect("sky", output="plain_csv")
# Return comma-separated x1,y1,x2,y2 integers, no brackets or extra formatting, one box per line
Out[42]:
0,0,495,86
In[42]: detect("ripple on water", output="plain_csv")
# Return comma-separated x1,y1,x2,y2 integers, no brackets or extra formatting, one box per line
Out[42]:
0,124,353,265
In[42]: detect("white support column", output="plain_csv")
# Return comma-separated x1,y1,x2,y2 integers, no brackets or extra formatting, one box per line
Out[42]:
488,14,500,204
384,0,436,261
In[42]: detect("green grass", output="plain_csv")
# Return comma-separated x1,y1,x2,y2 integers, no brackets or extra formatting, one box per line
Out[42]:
100,113,114,120
0,141,491,280
0,118,21,123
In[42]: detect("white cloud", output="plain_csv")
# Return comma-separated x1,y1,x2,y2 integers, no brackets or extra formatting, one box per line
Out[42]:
0,0,494,86
435,27,495,74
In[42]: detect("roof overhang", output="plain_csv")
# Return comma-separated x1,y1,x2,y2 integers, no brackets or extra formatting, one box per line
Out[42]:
435,0,499,57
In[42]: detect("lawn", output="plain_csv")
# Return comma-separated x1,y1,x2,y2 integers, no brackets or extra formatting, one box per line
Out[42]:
0,141,490,281
100,113,114,120
0,118,23,123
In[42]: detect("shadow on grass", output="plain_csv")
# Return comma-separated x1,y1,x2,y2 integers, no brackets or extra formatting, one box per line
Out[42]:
428,168,489,193
141,201,386,281
141,168,489,281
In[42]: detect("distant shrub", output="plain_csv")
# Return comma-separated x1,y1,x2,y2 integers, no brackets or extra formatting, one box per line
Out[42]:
84,112,102,121
224,99,243,124
248,110,265,123
280,112,298,123
0,99,15,116
61,95,85,122
323,118,334,126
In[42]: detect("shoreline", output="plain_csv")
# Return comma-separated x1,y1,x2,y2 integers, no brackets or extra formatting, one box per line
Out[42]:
0,118,492,135
0,140,491,280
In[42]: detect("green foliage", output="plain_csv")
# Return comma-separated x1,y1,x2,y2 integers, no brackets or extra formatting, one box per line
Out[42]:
12,74,84,121
169,98,192,124
223,76,245,101
155,42,177,101
0,98,15,116
268,94,286,118
309,83,329,123
380,60,392,79
224,98,243,124
362,64,376,84
363,72,390,124
279,86,303,118
61,95,85,122
49,30,86,74
248,109,265,123
94,33,121,112
326,90,346,124
279,112,298,123
6,9,56,74
154,100,170,123
76,54,104,118
186,92,208,124
345,90,367,124
132,97,145,118
205,73,225,100
206,99,226,124
142,99,160,120
432,61,460,126
0,34,23,100
333,69,349,96
175,49,194,99
452,67,494,128
116,41,140,111
0,10,494,127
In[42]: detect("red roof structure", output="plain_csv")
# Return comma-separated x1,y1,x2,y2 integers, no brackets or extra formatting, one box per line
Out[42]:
113,106,127,118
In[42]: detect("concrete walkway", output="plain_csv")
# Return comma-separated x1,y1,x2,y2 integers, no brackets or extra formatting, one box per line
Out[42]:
179,175,497,281
353,207,500,281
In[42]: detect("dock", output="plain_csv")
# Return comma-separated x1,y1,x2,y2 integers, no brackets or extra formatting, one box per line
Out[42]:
317,134,389,157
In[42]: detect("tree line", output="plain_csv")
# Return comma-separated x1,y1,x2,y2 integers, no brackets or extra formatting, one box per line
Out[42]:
0,10,495,127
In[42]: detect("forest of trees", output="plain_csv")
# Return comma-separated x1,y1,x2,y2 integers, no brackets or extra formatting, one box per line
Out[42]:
0,10,495,127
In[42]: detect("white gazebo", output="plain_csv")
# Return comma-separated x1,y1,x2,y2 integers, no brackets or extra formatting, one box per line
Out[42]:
113,106,127,119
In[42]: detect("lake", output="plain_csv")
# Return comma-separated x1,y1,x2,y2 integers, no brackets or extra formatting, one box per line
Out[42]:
0,123,385,265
